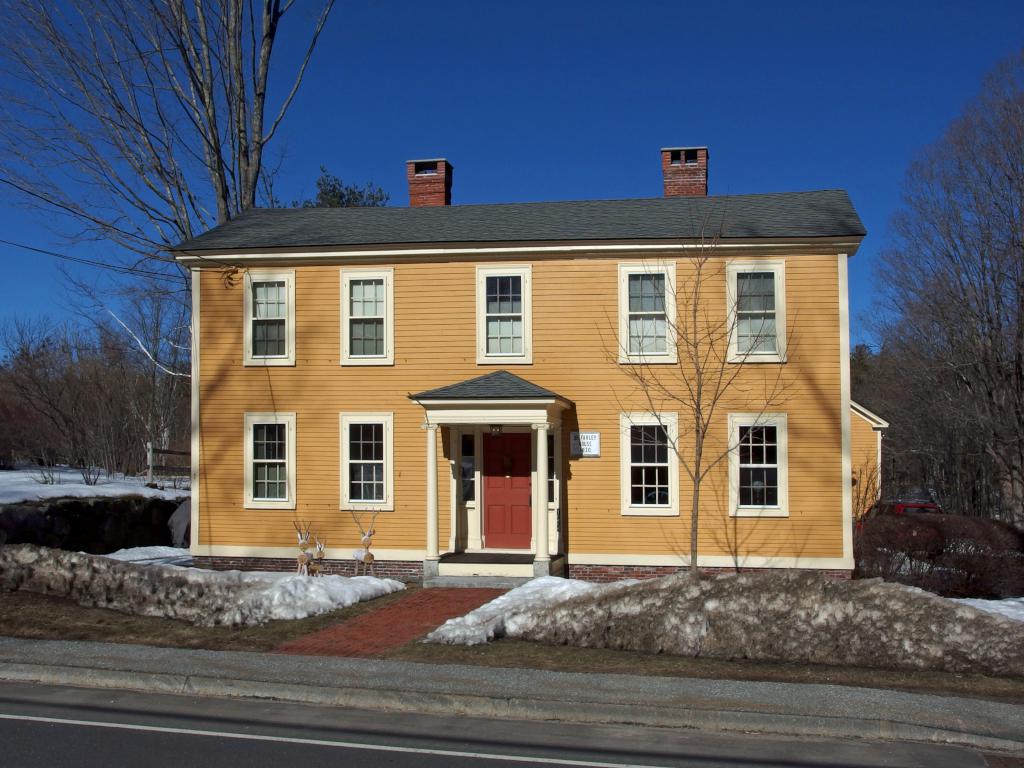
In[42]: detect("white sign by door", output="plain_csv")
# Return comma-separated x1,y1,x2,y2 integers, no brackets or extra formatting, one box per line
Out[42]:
570,431,600,458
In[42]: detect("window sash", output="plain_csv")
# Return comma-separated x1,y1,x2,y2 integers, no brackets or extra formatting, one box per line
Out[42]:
627,273,668,355
737,425,779,507
252,423,287,501
251,281,288,358
485,275,523,355
736,272,777,354
348,422,385,502
348,278,386,358
629,424,670,506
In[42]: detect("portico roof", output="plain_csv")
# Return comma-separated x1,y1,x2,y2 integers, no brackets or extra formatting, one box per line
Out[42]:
410,370,571,405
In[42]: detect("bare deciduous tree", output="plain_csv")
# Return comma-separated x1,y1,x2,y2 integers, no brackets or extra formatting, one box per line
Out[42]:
0,0,335,274
873,49,1024,526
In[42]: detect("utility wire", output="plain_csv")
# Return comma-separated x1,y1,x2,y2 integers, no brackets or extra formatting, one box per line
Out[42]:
0,238,180,281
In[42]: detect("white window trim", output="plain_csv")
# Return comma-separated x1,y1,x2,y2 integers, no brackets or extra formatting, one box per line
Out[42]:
617,262,678,365
340,412,395,512
726,260,786,364
340,267,395,366
243,412,297,510
620,412,679,516
476,264,533,365
243,269,296,366
728,412,789,518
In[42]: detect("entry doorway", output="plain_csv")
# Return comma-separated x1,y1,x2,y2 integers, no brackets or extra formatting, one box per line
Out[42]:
482,432,532,548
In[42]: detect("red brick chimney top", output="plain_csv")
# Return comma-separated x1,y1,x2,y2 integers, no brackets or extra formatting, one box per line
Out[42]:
661,147,708,197
406,158,453,207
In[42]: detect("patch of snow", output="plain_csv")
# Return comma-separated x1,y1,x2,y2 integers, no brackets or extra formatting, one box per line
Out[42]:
424,571,1024,677
1,545,405,626
954,597,1024,623
0,467,186,504
102,546,193,567
426,576,634,645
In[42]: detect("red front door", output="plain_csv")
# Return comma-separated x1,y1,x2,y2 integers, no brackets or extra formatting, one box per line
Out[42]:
483,433,532,549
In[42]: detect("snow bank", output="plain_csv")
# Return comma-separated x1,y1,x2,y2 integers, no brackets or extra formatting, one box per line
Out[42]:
428,572,1024,677
426,576,631,645
955,597,1024,624
0,467,185,504
101,546,193,567
0,544,403,626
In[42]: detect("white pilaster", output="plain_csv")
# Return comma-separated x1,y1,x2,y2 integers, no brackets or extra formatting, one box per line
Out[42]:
532,422,550,572
424,422,440,575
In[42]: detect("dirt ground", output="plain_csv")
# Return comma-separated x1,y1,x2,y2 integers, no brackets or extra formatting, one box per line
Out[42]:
2,587,1023,704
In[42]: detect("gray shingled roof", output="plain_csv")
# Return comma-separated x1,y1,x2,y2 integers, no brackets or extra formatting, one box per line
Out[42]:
410,371,568,402
172,190,864,252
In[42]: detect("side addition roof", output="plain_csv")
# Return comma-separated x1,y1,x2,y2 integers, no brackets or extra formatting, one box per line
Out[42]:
172,189,865,252
410,371,570,403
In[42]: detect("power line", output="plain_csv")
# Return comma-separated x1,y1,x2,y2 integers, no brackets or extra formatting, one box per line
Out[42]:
0,238,180,281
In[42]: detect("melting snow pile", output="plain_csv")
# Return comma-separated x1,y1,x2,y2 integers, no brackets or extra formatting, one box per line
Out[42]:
955,597,1024,624
102,546,193,566
427,572,1024,677
0,467,185,504
0,544,403,626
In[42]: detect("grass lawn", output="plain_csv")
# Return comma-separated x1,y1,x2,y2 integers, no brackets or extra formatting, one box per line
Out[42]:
2,587,1023,704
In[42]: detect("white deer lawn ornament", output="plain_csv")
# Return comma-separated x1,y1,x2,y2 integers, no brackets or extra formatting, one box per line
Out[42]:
350,510,380,577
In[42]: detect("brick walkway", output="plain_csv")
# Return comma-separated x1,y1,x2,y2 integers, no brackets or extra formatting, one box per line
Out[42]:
274,588,505,658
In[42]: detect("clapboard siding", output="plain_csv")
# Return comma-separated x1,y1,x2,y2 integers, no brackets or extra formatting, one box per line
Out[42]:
197,252,846,561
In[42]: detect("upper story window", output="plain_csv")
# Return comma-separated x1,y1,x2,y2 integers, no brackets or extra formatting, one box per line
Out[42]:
243,412,296,509
476,265,532,365
340,412,394,511
243,270,295,366
619,412,679,516
618,262,677,364
728,413,789,517
727,261,786,363
341,268,394,366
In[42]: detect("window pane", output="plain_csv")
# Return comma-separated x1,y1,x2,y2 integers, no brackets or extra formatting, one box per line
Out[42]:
350,278,384,317
253,424,285,460
486,317,523,354
737,273,775,312
630,423,669,505
461,434,475,503
252,319,286,357
486,275,522,315
350,318,384,356
253,281,286,319
629,316,667,354
628,274,665,313
547,433,556,504
737,425,778,507
349,422,385,503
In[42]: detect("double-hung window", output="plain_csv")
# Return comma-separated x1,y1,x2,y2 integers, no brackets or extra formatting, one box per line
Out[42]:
620,412,679,515
728,413,789,517
727,261,786,363
340,413,394,511
476,265,532,364
243,270,295,366
243,412,296,509
618,263,677,364
341,268,394,365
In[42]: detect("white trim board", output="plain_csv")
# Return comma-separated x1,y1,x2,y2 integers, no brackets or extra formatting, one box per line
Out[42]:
838,254,854,567
570,553,853,570
189,269,201,551
191,545,426,561
851,400,890,430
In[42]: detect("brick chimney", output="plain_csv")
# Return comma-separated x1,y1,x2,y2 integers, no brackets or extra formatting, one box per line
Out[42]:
406,158,453,207
661,147,708,197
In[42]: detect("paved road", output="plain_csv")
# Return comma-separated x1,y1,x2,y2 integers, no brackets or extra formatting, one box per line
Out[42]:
0,681,989,768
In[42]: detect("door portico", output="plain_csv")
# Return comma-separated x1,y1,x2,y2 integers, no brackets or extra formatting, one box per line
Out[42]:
410,371,571,579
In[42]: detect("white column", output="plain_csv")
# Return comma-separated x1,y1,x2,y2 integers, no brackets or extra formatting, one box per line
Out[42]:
533,422,550,572
424,422,440,576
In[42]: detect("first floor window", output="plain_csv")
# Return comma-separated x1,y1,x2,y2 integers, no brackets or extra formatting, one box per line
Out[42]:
461,433,476,503
341,412,394,510
729,413,789,517
244,412,296,509
547,432,557,507
620,412,679,515
738,424,778,506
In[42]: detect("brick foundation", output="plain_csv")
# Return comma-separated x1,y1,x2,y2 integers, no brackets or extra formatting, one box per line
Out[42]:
192,556,423,582
567,563,853,582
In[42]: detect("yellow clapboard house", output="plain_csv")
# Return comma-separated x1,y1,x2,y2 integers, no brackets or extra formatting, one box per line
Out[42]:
172,147,872,583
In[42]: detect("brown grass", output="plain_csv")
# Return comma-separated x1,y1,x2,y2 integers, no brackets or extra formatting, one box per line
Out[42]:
0,587,415,652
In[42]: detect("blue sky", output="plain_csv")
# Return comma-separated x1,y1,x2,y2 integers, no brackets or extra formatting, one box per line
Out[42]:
2,0,1022,345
